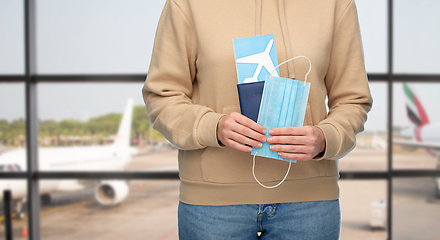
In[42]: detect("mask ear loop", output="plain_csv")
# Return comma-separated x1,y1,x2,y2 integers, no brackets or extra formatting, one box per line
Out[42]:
270,56,312,86
252,56,312,189
252,152,292,189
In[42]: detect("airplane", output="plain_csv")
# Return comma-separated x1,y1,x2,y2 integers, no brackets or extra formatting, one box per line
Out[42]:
236,38,279,83
0,99,136,218
393,83,440,199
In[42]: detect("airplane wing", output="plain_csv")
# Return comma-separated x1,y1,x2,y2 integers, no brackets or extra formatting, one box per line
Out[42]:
236,52,264,64
393,139,440,151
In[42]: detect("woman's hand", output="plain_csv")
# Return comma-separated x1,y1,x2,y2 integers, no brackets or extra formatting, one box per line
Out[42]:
267,126,326,161
217,112,267,152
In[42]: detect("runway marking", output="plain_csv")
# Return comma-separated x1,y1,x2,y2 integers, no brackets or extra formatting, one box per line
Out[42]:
157,228,178,240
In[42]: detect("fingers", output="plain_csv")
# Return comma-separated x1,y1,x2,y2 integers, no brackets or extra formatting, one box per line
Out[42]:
217,112,266,152
266,126,326,161
233,113,266,135
267,135,312,145
269,144,313,153
277,152,316,161
269,144,315,161
269,126,314,136
225,116,266,142
217,115,325,159
224,130,264,151
267,126,317,145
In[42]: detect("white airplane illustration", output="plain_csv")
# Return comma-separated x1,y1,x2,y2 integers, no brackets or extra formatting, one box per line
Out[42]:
0,99,136,218
236,38,279,83
393,83,440,198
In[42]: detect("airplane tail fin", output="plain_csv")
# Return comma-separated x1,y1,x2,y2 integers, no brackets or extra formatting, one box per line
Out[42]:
403,83,429,126
113,99,134,147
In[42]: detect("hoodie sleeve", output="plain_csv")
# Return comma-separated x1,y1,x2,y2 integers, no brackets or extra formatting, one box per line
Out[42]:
316,0,373,160
142,0,224,150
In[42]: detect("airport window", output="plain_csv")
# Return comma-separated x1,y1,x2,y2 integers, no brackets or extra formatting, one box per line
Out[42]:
0,82,27,176
392,82,440,171
393,0,440,74
0,164,24,172
392,177,440,239
35,82,176,172
355,0,388,73
35,0,165,74
339,180,388,240
0,179,28,238
6,165,14,172
1,1,440,239
342,82,388,172
0,0,25,75
37,179,179,239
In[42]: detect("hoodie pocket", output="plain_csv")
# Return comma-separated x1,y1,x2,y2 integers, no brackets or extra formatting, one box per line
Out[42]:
201,105,241,160
200,105,257,183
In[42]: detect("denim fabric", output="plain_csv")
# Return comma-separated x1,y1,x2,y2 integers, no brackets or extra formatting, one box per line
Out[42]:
178,199,340,240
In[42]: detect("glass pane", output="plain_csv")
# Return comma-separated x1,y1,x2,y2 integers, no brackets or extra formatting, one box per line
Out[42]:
393,177,440,239
0,180,29,240
39,179,179,239
340,180,388,239
355,0,388,73
36,0,166,74
394,0,440,74
37,82,177,172
340,82,387,171
0,0,25,74
0,83,26,149
0,84,27,237
125,150,178,172
393,82,440,170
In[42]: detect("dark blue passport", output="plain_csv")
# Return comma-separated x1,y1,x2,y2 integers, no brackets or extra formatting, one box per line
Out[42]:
237,81,265,123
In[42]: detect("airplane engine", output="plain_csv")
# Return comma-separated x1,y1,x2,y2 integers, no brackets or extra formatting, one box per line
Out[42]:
95,180,129,206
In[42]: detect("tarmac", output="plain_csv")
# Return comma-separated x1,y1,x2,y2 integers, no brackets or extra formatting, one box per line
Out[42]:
1,147,440,240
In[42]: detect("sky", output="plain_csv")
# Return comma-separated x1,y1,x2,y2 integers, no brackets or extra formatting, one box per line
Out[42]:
0,0,440,131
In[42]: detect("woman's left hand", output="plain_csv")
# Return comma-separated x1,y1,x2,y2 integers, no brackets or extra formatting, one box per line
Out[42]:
266,126,326,161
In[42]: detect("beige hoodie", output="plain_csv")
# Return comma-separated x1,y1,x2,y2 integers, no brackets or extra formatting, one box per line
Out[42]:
143,0,372,205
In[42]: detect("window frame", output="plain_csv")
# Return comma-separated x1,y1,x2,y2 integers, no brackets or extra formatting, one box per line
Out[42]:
1,1,440,239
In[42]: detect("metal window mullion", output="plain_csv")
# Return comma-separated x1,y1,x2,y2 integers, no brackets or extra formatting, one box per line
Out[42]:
4,74,440,83
25,81,40,240
25,0,40,239
3,170,436,180
387,0,394,239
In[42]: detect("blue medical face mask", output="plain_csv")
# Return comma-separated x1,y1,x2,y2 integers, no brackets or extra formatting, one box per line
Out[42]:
251,56,311,188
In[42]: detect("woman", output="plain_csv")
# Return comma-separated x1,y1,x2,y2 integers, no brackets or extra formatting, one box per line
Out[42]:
143,0,372,239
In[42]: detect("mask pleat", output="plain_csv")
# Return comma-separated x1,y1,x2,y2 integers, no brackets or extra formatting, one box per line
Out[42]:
252,77,310,162
269,78,286,159
278,79,291,128
294,82,311,126
286,80,298,127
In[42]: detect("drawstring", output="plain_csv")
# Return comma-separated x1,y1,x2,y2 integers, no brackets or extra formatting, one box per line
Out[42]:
255,0,296,79
255,0,261,36
278,0,296,79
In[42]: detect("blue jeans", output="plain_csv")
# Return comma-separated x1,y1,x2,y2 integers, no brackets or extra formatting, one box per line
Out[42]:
178,199,340,240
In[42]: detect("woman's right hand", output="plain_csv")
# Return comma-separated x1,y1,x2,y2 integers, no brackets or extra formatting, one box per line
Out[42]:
217,112,267,152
